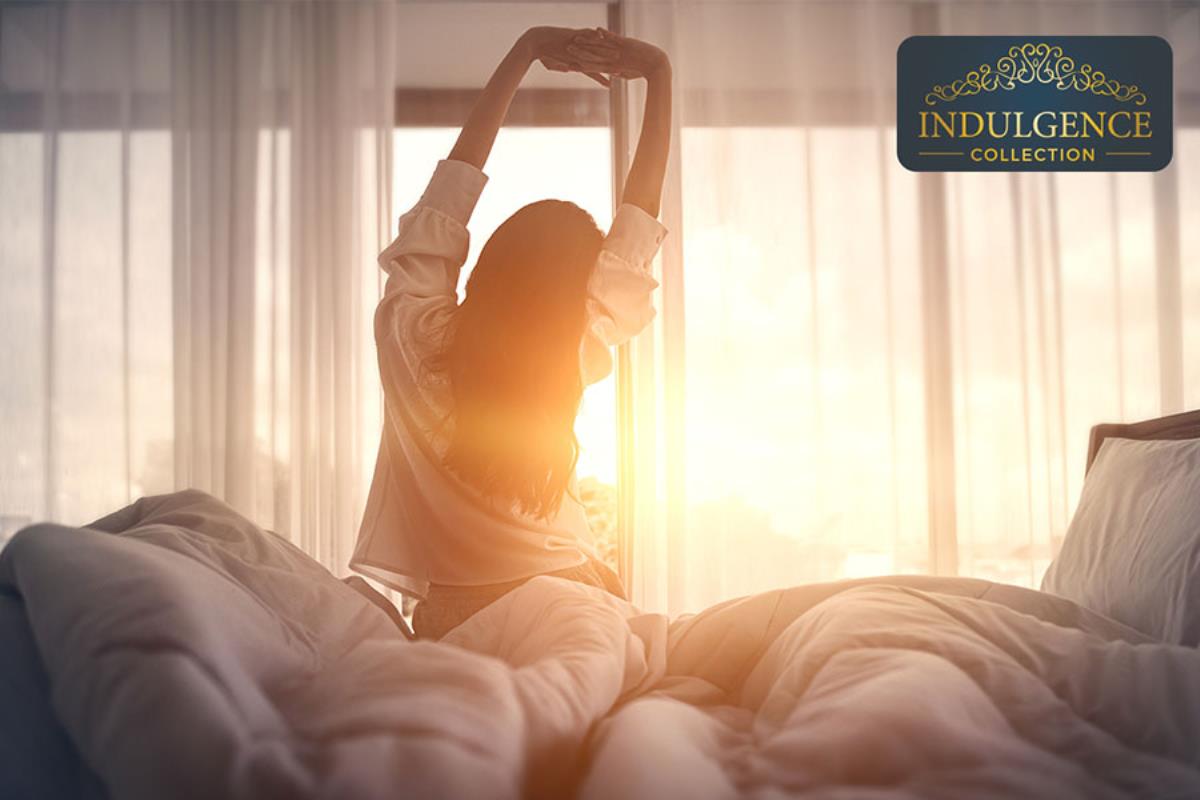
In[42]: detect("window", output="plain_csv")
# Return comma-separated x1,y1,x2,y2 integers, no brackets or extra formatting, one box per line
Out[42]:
660,125,929,608
6,1,1198,607
654,121,1200,611
0,128,174,529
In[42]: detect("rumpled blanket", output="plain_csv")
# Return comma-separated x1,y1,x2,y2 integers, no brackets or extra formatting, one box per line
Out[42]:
3,490,1199,799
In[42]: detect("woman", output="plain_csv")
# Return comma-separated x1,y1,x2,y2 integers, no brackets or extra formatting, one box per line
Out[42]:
350,26,672,639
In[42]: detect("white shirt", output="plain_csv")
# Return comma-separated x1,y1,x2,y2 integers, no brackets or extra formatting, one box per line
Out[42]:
351,159,666,598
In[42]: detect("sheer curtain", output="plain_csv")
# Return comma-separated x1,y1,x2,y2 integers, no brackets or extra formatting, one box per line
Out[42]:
0,1,395,574
621,0,1200,615
4,0,1200,612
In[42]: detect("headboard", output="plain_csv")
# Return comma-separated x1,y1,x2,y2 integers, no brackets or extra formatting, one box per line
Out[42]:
1086,409,1200,475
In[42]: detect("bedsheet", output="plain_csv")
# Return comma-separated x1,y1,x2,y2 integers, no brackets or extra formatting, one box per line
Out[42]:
2,490,1199,799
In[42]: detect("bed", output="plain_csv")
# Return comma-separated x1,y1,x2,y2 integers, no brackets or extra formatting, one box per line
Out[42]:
2,411,1200,799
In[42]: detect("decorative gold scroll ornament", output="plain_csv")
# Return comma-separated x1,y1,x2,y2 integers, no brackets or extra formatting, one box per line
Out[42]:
924,42,1147,106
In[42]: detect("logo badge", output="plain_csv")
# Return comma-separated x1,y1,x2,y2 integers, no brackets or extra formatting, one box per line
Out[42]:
897,36,1172,172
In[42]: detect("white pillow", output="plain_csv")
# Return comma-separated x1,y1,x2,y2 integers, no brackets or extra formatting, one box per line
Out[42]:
1041,436,1200,644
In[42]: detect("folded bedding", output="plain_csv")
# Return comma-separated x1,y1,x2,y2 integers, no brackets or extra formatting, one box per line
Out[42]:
2,490,1199,799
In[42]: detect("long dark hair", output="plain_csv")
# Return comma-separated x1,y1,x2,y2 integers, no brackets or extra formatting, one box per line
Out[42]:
434,199,604,519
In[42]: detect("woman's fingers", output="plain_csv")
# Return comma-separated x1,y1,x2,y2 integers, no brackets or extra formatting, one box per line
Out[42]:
541,55,609,85
571,34,619,53
566,45,618,67
568,30,619,57
539,33,620,87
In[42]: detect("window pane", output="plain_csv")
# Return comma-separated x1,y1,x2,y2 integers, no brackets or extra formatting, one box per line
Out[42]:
0,129,173,531
675,126,928,608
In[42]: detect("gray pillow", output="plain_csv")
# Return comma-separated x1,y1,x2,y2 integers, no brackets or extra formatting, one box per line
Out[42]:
1042,437,1200,644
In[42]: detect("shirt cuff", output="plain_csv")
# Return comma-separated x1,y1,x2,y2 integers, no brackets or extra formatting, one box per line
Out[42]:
603,203,668,269
416,159,489,225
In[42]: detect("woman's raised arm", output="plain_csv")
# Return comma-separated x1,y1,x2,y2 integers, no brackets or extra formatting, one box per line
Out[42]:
448,27,615,171
601,32,672,218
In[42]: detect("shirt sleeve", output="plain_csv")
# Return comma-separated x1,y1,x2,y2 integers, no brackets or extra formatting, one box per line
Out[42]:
580,203,668,385
377,158,488,303
373,160,487,392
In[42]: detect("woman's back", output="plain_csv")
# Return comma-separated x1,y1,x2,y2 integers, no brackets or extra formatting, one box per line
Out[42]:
351,159,665,606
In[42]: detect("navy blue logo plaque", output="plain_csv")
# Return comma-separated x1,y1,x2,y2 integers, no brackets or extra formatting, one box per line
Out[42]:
897,36,1172,172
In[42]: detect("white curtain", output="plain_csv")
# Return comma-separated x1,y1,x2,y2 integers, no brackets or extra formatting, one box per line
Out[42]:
622,0,1200,615
4,0,1200,614
0,1,395,575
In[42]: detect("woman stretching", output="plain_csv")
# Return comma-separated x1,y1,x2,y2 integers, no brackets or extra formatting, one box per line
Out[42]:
351,27,672,639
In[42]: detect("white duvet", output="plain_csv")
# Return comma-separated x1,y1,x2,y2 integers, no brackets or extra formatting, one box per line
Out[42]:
3,490,1200,799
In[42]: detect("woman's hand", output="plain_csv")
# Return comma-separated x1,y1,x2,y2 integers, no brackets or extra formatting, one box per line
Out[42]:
577,29,670,81
521,27,671,86
521,27,617,87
